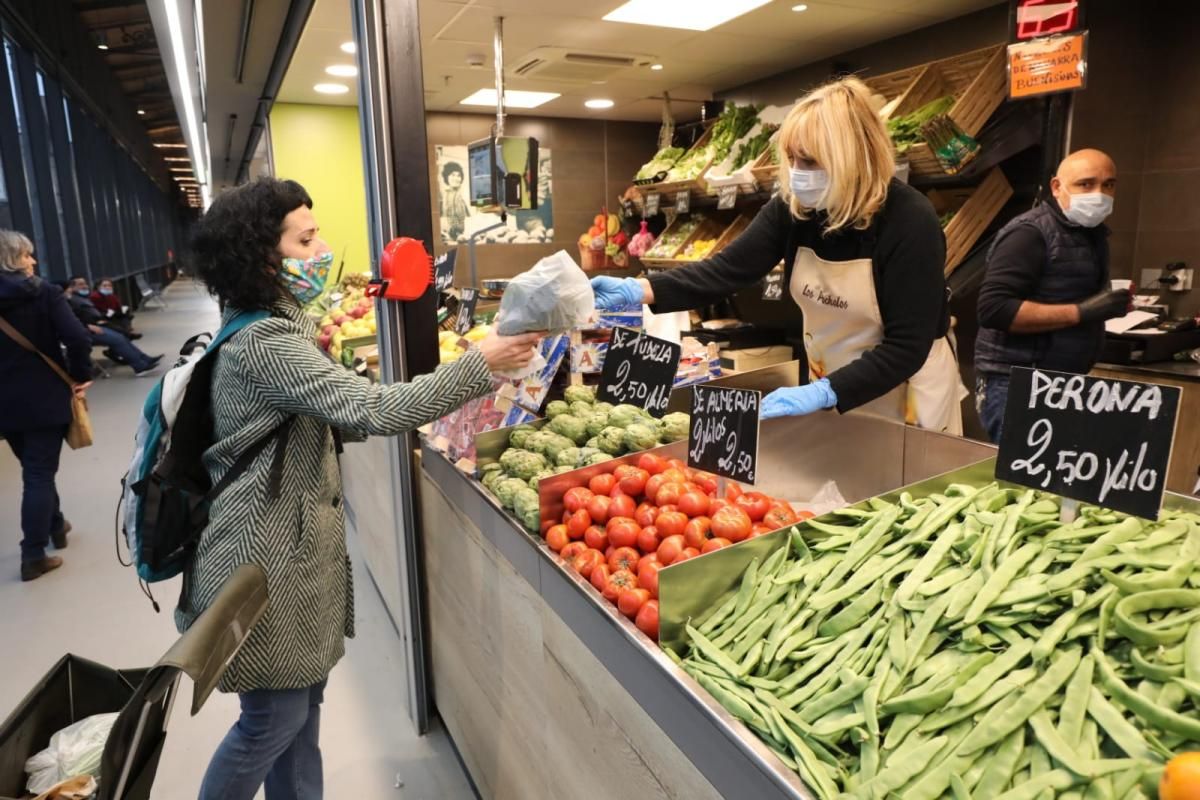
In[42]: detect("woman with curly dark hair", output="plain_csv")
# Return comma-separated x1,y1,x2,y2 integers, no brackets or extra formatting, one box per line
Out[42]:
184,177,539,800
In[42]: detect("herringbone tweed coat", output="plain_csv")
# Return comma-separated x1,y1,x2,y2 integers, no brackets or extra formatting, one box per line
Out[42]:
176,298,493,692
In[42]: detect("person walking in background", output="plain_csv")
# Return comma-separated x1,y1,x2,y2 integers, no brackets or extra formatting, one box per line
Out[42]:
89,276,141,339
0,231,93,581
185,177,541,800
975,149,1131,442
65,275,162,375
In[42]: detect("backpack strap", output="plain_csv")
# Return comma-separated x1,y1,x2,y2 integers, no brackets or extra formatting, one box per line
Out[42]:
203,417,295,508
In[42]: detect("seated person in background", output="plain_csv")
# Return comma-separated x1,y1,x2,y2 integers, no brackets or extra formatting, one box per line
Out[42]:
89,277,141,339
66,276,162,376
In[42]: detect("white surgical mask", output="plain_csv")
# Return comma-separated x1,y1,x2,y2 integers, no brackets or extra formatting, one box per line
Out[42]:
1062,191,1113,228
789,167,829,209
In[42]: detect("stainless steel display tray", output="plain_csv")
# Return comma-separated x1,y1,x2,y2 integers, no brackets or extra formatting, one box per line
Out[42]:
422,404,1002,800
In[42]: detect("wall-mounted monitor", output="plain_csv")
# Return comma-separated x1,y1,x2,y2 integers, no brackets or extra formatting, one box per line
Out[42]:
467,136,539,211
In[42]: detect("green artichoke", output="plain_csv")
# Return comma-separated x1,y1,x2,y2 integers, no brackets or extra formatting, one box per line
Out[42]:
585,411,610,437
657,412,691,443
596,426,626,456
545,400,570,419
569,400,594,419
623,423,660,452
608,403,648,429
563,385,596,405
496,477,530,509
548,414,589,445
499,448,548,481
508,424,538,449
556,447,583,468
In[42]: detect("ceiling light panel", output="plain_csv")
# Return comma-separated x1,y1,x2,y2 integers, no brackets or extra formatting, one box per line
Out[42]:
325,64,358,77
314,83,350,95
602,0,773,31
459,89,560,108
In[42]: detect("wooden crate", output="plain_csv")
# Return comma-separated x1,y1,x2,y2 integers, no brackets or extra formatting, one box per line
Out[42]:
867,45,1008,178
639,214,709,266
636,126,715,196
640,214,739,269
714,213,752,252
942,167,1013,275
749,142,782,192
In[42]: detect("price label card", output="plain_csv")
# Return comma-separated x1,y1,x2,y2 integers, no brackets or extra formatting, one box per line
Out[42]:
996,367,1180,520
644,192,661,217
717,185,739,210
434,249,457,292
456,287,479,335
762,270,784,301
597,326,681,417
688,385,761,484
675,191,691,214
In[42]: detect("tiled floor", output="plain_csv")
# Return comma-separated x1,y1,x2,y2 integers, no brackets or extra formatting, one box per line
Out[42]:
0,280,474,800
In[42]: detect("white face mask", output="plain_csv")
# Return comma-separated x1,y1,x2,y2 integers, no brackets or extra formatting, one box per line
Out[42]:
1061,191,1113,228
789,167,829,209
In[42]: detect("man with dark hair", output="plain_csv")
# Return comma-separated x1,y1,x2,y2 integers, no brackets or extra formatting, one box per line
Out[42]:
66,275,161,375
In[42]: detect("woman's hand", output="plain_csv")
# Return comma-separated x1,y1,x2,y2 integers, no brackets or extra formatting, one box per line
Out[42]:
761,379,838,419
479,331,544,373
72,381,93,399
87,324,103,335
590,276,648,310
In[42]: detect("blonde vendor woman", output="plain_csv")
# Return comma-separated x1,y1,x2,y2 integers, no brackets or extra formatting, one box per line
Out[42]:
593,78,967,434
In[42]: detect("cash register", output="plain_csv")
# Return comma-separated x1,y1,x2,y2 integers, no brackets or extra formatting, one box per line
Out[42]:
1100,303,1200,364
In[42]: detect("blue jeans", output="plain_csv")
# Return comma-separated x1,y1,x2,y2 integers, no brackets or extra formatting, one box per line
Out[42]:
3,427,67,562
975,373,1011,444
199,681,326,800
90,326,153,371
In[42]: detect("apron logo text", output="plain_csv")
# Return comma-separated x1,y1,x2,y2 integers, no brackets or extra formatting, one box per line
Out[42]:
800,283,849,310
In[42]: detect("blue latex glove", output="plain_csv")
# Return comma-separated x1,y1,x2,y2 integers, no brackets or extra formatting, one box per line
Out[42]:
761,379,838,419
590,276,644,311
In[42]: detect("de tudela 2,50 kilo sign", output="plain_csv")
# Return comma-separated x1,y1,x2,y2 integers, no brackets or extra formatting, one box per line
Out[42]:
996,367,1180,520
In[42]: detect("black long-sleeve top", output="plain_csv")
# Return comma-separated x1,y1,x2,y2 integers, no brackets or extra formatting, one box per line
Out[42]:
647,180,947,412
976,202,1108,332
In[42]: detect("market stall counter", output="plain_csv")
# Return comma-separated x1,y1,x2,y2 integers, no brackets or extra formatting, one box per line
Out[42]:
417,364,995,799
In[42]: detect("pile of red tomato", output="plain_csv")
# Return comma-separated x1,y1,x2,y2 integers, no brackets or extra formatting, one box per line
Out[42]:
541,452,812,641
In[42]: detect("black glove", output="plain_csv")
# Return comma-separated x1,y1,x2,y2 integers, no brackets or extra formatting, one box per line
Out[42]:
1077,288,1132,323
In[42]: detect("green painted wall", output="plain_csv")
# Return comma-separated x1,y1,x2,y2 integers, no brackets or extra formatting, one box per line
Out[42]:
270,103,370,276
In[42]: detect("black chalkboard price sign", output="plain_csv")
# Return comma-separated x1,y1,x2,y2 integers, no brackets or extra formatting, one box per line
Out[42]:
597,327,681,417
455,287,479,335
688,385,761,484
995,367,1181,520
434,249,457,292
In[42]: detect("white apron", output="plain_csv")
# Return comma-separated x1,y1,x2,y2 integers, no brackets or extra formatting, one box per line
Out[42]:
790,247,967,434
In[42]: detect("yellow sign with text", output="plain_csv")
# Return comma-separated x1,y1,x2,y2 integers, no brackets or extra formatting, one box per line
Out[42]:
1008,32,1088,99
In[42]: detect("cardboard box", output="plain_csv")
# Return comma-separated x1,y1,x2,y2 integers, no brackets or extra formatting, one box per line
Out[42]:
719,345,793,372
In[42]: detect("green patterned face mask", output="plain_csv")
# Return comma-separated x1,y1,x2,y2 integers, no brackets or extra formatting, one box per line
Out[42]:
280,251,334,304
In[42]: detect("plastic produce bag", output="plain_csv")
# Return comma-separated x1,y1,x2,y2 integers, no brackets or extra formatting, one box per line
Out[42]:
25,712,118,795
789,481,848,518
496,250,594,336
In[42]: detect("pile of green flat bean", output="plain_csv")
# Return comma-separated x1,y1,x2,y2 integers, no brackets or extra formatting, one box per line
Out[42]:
668,482,1200,799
